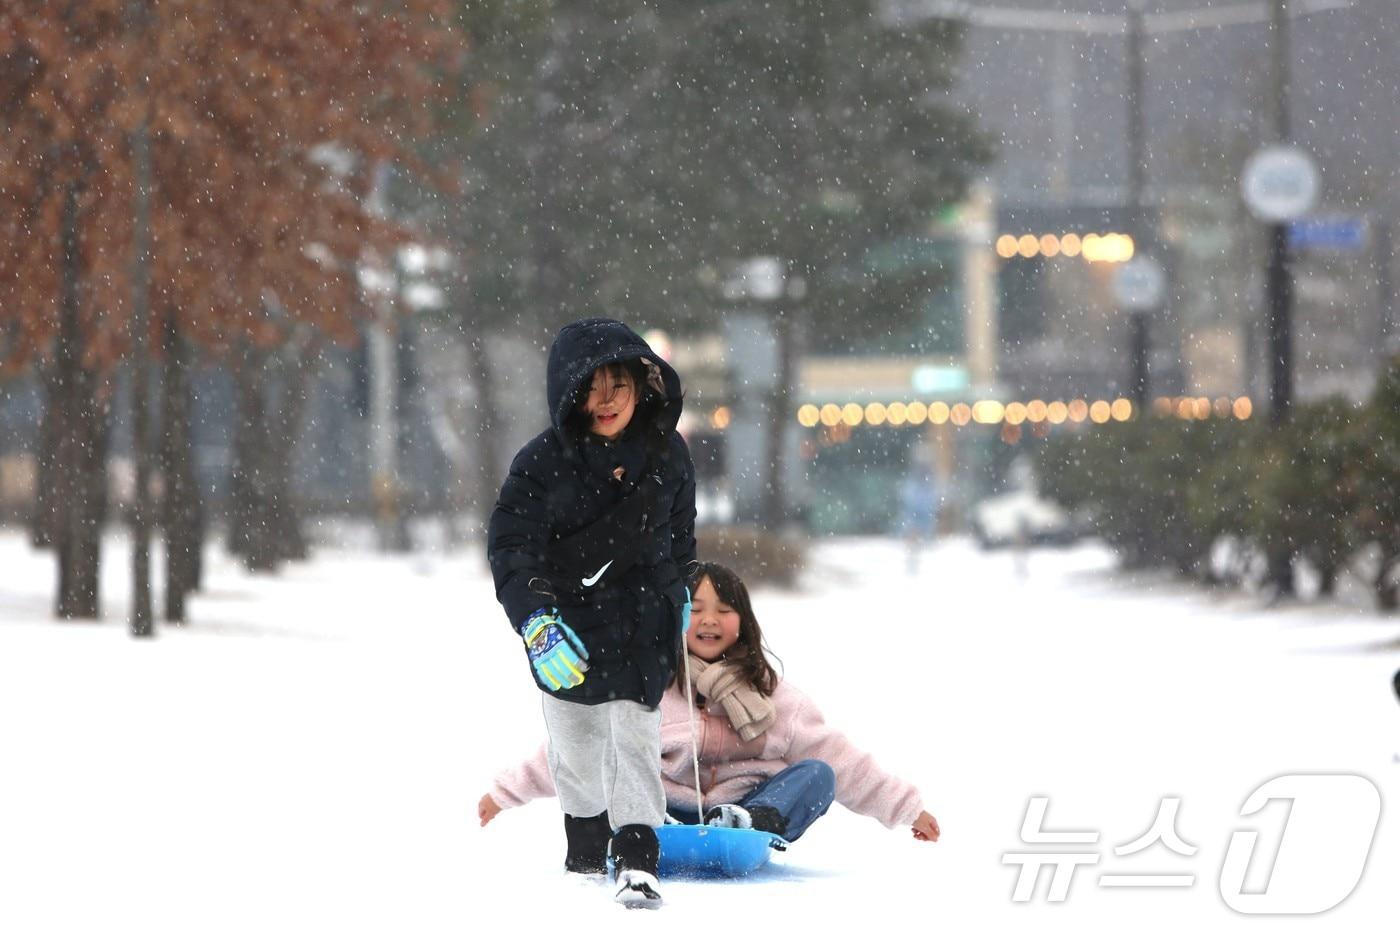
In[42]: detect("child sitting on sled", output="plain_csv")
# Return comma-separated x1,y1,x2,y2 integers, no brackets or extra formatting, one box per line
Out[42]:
479,561,941,847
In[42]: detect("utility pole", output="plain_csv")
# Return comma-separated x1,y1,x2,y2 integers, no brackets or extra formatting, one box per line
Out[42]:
1377,219,1395,358
1126,4,1146,219
1049,33,1076,200
1125,1,1151,411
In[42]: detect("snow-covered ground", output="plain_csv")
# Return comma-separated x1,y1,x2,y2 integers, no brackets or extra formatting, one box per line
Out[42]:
1,527,1396,932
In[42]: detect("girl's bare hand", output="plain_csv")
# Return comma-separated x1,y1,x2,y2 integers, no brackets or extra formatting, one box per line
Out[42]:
478,793,503,827
911,811,941,842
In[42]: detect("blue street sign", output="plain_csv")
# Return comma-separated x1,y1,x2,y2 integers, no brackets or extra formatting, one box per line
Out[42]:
1288,217,1367,252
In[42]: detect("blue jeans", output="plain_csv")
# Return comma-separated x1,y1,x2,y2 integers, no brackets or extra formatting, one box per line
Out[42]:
668,759,836,842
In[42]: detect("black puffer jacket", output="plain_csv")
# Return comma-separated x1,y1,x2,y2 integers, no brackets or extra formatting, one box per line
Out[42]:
487,319,697,708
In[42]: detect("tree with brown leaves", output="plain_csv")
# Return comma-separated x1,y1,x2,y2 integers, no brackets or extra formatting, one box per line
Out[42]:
0,1,462,621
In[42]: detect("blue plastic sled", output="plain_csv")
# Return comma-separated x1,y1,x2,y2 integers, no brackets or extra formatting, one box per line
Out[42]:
654,824,787,878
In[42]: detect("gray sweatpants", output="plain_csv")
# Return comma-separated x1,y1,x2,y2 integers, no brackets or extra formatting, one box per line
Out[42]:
541,694,665,831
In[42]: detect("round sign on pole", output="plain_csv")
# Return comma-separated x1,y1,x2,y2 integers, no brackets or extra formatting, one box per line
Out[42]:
1113,255,1166,312
1241,146,1320,223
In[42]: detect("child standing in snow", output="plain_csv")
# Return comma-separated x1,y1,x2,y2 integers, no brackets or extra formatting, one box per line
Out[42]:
480,561,941,850
486,319,696,908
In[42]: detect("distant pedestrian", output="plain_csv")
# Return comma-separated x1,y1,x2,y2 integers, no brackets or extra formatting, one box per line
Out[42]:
486,319,696,908
899,447,941,574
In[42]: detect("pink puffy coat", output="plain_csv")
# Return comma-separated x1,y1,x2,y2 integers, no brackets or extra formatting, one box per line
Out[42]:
489,679,925,829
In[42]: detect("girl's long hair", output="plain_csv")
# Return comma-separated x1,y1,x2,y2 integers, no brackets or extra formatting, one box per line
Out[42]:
689,561,781,697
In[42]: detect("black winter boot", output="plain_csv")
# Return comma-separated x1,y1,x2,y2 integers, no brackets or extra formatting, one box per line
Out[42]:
747,805,789,838
609,824,661,908
563,812,611,875
704,803,789,838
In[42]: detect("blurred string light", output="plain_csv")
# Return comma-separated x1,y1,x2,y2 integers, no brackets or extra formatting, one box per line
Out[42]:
995,232,1134,263
1149,396,1255,421
709,406,732,430
795,396,1262,435
971,400,1004,424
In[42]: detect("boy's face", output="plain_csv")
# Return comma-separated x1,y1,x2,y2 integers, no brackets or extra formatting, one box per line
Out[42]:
582,365,636,439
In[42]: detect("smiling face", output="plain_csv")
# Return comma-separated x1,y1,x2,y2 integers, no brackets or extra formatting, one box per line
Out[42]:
581,364,637,439
686,576,741,661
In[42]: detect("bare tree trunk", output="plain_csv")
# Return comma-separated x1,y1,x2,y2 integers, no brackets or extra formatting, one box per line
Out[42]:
464,329,501,534
1266,535,1296,601
160,310,204,622
53,182,107,619
229,343,279,572
266,340,311,564
1377,545,1399,612
128,115,154,638
1316,562,1339,598
31,363,59,549
229,338,310,572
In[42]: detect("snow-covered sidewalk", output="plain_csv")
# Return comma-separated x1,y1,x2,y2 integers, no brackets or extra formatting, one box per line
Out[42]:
1,530,1395,931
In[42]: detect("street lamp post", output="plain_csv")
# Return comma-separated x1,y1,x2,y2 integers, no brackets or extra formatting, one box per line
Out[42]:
1129,312,1150,409
1115,256,1167,407
364,163,411,553
1266,0,1293,426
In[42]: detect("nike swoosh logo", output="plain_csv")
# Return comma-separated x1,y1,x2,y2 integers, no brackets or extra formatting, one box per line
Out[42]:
581,560,613,587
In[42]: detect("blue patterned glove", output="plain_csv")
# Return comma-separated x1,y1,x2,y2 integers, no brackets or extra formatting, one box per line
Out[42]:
681,586,692,634
520,608,589,691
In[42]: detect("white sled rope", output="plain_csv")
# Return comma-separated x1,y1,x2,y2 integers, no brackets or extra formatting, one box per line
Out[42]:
681,638,705,819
